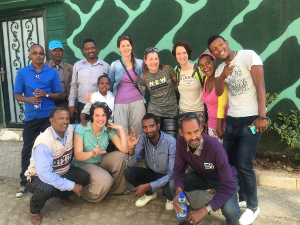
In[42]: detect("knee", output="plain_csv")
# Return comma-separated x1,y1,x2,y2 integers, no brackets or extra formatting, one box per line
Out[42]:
124,167,133,181
222,200,240,220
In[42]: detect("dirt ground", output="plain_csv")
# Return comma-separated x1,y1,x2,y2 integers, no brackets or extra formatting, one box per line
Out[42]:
0,177,299,225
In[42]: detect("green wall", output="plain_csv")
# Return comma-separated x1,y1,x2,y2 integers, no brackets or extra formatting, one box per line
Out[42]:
1,0,300,152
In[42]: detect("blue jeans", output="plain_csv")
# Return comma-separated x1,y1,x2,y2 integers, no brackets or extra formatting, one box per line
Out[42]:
224,115,262,209
169,172,240,225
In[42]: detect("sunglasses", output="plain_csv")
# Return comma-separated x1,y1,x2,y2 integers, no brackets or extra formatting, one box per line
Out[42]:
31,52,44,56
146,47,158,52
118,35,130,40
93,102,108,108
178,112,198,121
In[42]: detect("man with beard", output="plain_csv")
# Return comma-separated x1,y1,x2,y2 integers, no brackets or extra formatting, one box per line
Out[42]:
124,113,176,210
25,107,90,225
45,40,73,108
14,44,61,198
68,38,110,122
170,113,240,225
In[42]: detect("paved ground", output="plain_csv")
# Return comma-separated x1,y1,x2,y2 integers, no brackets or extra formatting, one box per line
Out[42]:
0,140,300,225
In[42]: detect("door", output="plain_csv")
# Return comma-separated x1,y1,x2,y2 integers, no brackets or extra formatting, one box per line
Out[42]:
0,9,47,128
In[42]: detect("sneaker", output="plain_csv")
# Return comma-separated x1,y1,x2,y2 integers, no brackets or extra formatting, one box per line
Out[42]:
16,186,27,198
239,208,260,225
135,192,157,207
165,199,173,210
239,201,247,208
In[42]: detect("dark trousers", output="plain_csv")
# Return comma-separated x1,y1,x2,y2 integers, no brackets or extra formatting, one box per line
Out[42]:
124,167,173,201
27,165,90,214
20,117,51,187
223,116,262,208
169,172,240,225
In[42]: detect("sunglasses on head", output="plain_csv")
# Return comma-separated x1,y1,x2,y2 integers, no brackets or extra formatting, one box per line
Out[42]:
146,47,158,52
93,102,108,108
118,35,130,40
178,112,198,121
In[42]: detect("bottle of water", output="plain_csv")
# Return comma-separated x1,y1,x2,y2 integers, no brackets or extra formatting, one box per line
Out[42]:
34,95,41,109
177,193,187,219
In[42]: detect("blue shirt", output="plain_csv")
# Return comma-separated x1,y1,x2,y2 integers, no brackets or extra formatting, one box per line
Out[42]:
126,131,176,191
13,64,62,121
33,125,77,192
72,122,117,167
109,58,144,97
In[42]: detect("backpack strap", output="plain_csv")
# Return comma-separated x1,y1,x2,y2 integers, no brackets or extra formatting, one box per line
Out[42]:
174,65,181,85
144,71,147,86
163,65,177,91
192,63,204,88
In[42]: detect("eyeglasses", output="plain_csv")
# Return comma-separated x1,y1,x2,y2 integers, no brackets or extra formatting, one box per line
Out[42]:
146,48,158,52
93,102,108,108
118,35,130,40
31,52,44,56
178,112,198,121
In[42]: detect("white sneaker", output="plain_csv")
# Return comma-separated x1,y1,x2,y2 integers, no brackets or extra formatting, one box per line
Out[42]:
16,186,27,198
239,201,247,208
239,208,260,225
165,199,173,210
135,192,157,207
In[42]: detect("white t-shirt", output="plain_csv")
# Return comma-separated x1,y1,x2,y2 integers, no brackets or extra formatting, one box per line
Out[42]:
81,91,115,122
215,50,263,117
178,68,204,112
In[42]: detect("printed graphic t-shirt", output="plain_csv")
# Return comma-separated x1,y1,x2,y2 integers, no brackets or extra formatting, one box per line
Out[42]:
215,50,263,117
139,65,178,117
178,68,204,112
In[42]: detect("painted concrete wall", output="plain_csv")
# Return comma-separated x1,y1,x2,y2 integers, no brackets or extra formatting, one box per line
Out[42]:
1,0,300,151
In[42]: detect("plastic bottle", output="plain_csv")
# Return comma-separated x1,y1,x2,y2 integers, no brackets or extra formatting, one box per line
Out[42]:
177,193,187,219
34,95,41,109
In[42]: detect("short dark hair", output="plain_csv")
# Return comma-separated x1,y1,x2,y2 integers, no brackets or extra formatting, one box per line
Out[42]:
97,74,111,84
89,102,112,124
83,38,97,49
172,41,192,60
29,44,44,53
50,107,69,120
178,115,201,130
142,113,159,125
207,35,225,51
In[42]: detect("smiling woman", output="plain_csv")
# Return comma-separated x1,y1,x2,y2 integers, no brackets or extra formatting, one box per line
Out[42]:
71,101,130,203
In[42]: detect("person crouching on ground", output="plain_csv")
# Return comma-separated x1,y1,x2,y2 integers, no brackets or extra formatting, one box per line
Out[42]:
25,107,90,225
170,113,240,225
124,113,176,210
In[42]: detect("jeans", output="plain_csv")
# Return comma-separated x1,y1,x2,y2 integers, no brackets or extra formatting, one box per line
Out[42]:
20,117,50,187
169,172,240,225
223,115,262,209
124,167,173,201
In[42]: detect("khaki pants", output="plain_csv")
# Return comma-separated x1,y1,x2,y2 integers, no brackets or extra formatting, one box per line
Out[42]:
79,151,127,203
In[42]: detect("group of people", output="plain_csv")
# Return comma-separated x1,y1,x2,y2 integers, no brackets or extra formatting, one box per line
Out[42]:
13,34,267,225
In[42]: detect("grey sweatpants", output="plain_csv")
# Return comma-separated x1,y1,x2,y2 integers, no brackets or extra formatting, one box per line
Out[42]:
114,100,146,136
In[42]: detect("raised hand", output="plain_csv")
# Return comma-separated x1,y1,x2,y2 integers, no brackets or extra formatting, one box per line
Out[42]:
91,142,106,157
107,122,123,131
220,62,235,80
127,127,140,148
85,91,95,102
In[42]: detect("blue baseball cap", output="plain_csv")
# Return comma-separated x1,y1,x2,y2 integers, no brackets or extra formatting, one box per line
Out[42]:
49,40,64,50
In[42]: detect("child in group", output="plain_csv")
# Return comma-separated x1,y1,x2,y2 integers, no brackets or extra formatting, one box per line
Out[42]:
80,74,115,126
199,52,229,144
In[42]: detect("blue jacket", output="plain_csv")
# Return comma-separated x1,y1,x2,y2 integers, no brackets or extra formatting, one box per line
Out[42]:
109,58,144,97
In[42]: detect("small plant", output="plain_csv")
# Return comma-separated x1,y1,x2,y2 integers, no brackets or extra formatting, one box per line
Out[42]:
266,93,279,107
273,110,300,149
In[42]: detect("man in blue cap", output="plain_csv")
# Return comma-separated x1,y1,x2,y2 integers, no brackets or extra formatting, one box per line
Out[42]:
14,44,62,198
45,40,73,108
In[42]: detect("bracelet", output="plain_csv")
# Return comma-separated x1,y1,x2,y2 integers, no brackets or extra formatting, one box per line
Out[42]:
257,116,268,121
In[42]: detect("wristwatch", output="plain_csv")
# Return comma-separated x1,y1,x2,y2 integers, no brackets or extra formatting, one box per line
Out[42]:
46,92,49,98
205,204,213,215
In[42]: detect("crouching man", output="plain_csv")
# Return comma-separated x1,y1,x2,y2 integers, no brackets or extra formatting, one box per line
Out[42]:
170,113,240,225
124,113,176,210
25,107,90,224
